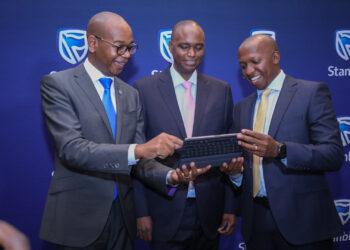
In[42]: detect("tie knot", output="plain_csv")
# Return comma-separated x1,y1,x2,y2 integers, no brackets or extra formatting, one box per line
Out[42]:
262,88,271,97
182,81,192,89
99,77,113,90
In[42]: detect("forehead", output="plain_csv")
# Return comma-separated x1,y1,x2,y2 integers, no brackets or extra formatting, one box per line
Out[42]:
105,22,134,43
239,40,271,59
173,25,204,43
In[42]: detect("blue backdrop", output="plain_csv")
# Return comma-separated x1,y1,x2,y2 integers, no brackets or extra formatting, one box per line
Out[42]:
1,1,349,249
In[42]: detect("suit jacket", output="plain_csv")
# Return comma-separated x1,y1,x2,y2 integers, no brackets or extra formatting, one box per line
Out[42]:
233,74,344,245
39,63,171,247
133,68,236,241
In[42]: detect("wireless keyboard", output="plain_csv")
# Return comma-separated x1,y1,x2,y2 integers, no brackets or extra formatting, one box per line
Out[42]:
176,133,243,168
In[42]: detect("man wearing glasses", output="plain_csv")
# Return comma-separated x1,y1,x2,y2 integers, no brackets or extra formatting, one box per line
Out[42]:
39,12,205,250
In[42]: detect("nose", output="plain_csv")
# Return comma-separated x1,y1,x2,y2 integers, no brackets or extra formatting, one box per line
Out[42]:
122,48,132,59
187,47,195,57
244,63,255,76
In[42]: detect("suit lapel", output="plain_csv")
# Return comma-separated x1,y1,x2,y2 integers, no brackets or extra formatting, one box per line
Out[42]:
268,75,297,138
245,93,258,130
157,69,187,138
114,77,123,143
74,64,115,140
192,73,210,137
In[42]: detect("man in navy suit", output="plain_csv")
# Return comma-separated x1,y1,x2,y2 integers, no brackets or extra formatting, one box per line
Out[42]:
133,20,243,250
231,34,344,249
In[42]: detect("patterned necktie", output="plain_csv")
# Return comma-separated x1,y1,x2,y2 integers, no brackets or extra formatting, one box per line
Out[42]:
182,81,195,138
99,78,116,139
99,77,118,199
252,89,271,197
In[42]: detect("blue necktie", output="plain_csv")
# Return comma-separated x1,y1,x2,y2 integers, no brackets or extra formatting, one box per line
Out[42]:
99,77,118,199
99,78,116,139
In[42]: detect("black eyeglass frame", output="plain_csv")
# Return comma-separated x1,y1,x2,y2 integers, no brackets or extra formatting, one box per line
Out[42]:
93,34,138,55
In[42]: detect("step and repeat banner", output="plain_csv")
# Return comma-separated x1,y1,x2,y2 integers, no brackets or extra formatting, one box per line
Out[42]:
0,0,349,249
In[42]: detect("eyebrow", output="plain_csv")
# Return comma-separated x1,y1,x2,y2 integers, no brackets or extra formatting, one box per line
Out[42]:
112,40,135,44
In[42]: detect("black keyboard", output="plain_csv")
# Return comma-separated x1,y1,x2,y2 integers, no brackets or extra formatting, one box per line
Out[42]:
177,133,243,168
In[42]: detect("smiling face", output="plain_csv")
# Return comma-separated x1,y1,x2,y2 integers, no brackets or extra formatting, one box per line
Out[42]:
87,12,134,76
238,35,280,90
169,21,205,80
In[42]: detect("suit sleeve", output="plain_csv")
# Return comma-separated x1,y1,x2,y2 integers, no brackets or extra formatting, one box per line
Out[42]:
40,74,136,174
223,83,239,214
132,79,175,217
285,82,344,171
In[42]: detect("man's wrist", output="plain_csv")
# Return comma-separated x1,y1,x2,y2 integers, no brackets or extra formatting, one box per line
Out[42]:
275,142,287,159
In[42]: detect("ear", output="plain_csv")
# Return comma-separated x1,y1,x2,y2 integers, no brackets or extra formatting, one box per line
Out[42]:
87,34,98,53
272,51,280,64
169,40,174,53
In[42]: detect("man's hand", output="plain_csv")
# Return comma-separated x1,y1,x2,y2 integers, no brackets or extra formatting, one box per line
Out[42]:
169,162,211,184
0,220,30,250
217,214,236,235
136,216,152,242
220,157,244,175
237,129,279,158
135,133,183,159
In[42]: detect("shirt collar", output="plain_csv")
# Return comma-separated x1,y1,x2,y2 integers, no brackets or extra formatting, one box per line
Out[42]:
84,58,113,83
257,69,285,95
170,64,197,87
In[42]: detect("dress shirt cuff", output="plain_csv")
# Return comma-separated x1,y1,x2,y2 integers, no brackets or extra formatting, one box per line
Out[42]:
166,170,179,187
281,157,287,166
229,173,243,187
128,144,139,165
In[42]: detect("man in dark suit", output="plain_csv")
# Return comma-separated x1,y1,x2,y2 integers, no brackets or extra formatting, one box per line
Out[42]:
231,34,344,249
39,12,202,250
133,20,243,250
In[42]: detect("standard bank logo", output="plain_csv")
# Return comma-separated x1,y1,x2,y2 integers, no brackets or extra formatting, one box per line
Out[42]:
335,199,350,225
159,29,173,63
58,28,88,64
335,30,350,61
250,29,276,40
338,117,350,147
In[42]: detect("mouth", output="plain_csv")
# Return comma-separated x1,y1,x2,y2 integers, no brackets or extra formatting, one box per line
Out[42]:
184,60,196,66
249,74,261,83
114,60,127,69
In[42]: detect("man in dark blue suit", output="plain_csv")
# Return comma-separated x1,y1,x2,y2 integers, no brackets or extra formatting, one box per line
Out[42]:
231,34,344,249
133,20,243,250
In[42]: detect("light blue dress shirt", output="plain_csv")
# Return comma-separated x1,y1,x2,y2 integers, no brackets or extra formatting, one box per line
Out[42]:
170,64,197,197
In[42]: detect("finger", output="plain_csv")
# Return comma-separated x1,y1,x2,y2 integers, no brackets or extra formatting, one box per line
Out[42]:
238,140,256,152
181,164,190,176
175,168,183,182
146,229,152,242
189,162,197,177
161,139,175,156
237,134,258,149
166,134,184,147
217,222,228,234
219,162,228,172
229,157,238,166
221,221,233,235
198,165,211,175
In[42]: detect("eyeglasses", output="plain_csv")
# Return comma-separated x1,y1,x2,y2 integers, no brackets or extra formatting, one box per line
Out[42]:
94,34,138,56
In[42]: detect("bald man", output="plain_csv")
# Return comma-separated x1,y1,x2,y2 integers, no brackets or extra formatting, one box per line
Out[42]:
133,20,243,250
230,34,343,249
39,12,204,250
